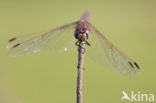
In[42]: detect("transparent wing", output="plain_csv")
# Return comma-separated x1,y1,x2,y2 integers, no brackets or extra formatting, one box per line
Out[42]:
7,21,78,57
86,23,140,77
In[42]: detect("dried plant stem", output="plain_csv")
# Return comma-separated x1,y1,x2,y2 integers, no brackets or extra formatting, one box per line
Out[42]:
77,42,85,103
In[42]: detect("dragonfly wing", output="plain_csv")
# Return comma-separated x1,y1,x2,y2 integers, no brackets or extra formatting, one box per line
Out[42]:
7,21,78,57
86,23,140,77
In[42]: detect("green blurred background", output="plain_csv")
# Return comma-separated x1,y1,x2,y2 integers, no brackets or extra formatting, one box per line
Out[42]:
0,0,156,103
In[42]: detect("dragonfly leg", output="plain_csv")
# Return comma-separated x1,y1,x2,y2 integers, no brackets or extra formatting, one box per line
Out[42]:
75,41,85,54
86,41,91,46
75,41,86,53
75,41,79,46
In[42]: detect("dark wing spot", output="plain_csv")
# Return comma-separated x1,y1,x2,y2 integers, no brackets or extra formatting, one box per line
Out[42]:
128,61,134,68
9,37,16,42
134,62,140,70
12,43,20,48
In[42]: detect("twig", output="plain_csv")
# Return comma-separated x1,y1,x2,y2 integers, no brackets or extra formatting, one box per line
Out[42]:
77,42,85,103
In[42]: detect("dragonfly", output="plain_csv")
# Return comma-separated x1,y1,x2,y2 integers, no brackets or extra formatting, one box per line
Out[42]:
7,12,140,77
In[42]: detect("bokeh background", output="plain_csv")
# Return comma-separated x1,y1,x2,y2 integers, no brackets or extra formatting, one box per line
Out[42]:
0,0,156,103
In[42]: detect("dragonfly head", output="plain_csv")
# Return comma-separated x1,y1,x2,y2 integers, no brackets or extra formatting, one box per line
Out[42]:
77,32,87,42
74,28,90,42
